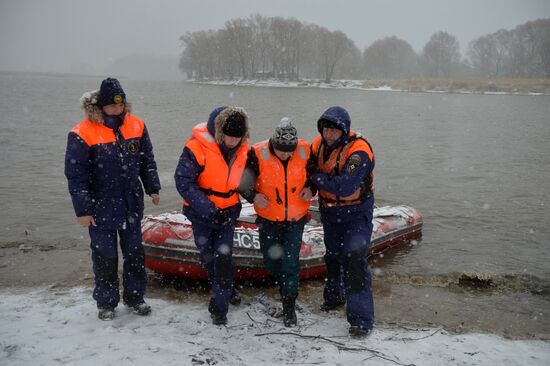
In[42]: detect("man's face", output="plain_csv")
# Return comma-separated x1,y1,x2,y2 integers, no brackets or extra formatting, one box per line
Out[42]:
322,127,343,146
273,148,294,161
223,135,242,149
102,103,124,116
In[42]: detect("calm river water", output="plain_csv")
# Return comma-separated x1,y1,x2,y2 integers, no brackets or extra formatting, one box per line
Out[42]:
1,73,549,284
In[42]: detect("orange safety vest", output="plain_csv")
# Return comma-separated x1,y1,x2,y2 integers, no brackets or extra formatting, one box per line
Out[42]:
253,139,311,221
184,122,249,209
71,114,145,146
311,131,374,207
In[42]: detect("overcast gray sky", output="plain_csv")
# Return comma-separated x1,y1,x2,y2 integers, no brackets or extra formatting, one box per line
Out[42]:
1,0,549,77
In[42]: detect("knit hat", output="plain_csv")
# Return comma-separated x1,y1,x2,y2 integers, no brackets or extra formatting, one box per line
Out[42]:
222,111,247,137
97,77,126,107
270,118,298,152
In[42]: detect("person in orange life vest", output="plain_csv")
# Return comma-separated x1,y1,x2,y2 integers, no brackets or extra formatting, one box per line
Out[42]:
239,118,316,327
64,78,161,321
308,106,375,338
175,106,250,325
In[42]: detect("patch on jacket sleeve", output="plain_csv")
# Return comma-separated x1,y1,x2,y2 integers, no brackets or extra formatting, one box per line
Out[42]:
347,154,362,174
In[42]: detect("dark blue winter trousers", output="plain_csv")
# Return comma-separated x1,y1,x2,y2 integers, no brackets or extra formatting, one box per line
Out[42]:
89,223,147,309
322,213,374,330
190,219,235,316
257,218,306,297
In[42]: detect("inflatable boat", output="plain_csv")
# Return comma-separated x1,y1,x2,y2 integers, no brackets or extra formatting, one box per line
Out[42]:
142,203,423,281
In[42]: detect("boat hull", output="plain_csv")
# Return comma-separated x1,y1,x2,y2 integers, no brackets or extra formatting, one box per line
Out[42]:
142,204,423,281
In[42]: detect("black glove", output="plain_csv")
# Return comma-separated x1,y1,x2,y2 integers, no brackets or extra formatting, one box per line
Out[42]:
211,209,232,226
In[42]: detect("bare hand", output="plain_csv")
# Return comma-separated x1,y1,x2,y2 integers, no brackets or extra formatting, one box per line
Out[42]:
254,193,269,209
299,187,313,201
151,193,160,205
77,215,96,227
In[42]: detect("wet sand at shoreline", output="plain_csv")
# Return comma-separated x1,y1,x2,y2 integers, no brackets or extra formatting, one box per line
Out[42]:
1,243,549,340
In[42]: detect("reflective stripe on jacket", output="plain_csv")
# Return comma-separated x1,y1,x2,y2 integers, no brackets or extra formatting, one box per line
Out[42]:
184,122,248,209
253,139,311,221
312,132,374,207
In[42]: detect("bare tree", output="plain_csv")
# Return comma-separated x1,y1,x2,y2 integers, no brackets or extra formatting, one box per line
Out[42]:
519,18,550,77
467,18,550,78
224,18,255,79
295,23,321,79
364,36,418,79
317,29,356,82
421,31,461,78
468,35,498,77
248,14,272,78
334,44,363,80
537,20,550,77
268,17,303,79
179,30,221,80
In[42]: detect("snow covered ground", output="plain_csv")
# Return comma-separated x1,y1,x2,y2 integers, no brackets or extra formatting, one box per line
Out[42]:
1,286,549,365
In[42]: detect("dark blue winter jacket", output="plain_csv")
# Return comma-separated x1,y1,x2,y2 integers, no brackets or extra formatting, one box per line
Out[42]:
65,101,160,230
312,106,375,223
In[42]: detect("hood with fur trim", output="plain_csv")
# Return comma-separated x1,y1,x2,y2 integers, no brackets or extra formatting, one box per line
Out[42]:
80,89,132,123
206,106,250,145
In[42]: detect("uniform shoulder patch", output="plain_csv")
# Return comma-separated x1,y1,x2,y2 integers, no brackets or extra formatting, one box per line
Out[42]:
128,140,139,154
347,154,362,174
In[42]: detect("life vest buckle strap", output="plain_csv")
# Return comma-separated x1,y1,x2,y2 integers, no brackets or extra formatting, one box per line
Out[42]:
200,187,236,198
319,191,371,208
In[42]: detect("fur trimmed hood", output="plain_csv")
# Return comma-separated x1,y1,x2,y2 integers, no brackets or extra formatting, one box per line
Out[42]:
207,106,250,145
80,89,132,123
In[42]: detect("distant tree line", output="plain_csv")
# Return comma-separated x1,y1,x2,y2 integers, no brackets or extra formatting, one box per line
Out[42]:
179,15,550,81
467,18,550,78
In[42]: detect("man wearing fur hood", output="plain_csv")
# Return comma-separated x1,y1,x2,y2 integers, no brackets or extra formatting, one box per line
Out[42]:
175,106,250,325
65,78,161,321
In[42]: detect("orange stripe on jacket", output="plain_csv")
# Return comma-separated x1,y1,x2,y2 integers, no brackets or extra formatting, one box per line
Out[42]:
71,114,145,146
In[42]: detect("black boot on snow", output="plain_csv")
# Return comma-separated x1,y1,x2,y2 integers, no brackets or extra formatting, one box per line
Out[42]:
229,287,241,306
320,298,345,311
210,313,228,325
282,294,298,327
126,301,151,316
208,297,228,325
98,308,115,321
349,325,372,338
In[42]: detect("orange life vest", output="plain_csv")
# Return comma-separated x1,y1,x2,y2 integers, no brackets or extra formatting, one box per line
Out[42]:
184,122,249,209
253,139,311,222
311,131,374,207
71,114,145,146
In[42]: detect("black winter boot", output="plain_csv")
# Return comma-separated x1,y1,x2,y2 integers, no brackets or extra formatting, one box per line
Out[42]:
349,325,372,338
208,297,227,325
126,301,151,316
282,294,297,327
210,313,228,325
229,287,241,306
320,298,346,311
98,307,115,321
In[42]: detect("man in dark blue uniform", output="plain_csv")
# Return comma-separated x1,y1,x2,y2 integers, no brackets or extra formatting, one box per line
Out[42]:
309,106,375,337
65,78,161,320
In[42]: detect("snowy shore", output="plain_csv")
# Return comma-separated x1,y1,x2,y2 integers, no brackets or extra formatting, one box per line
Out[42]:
1,286,549,366
187,78,549,96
